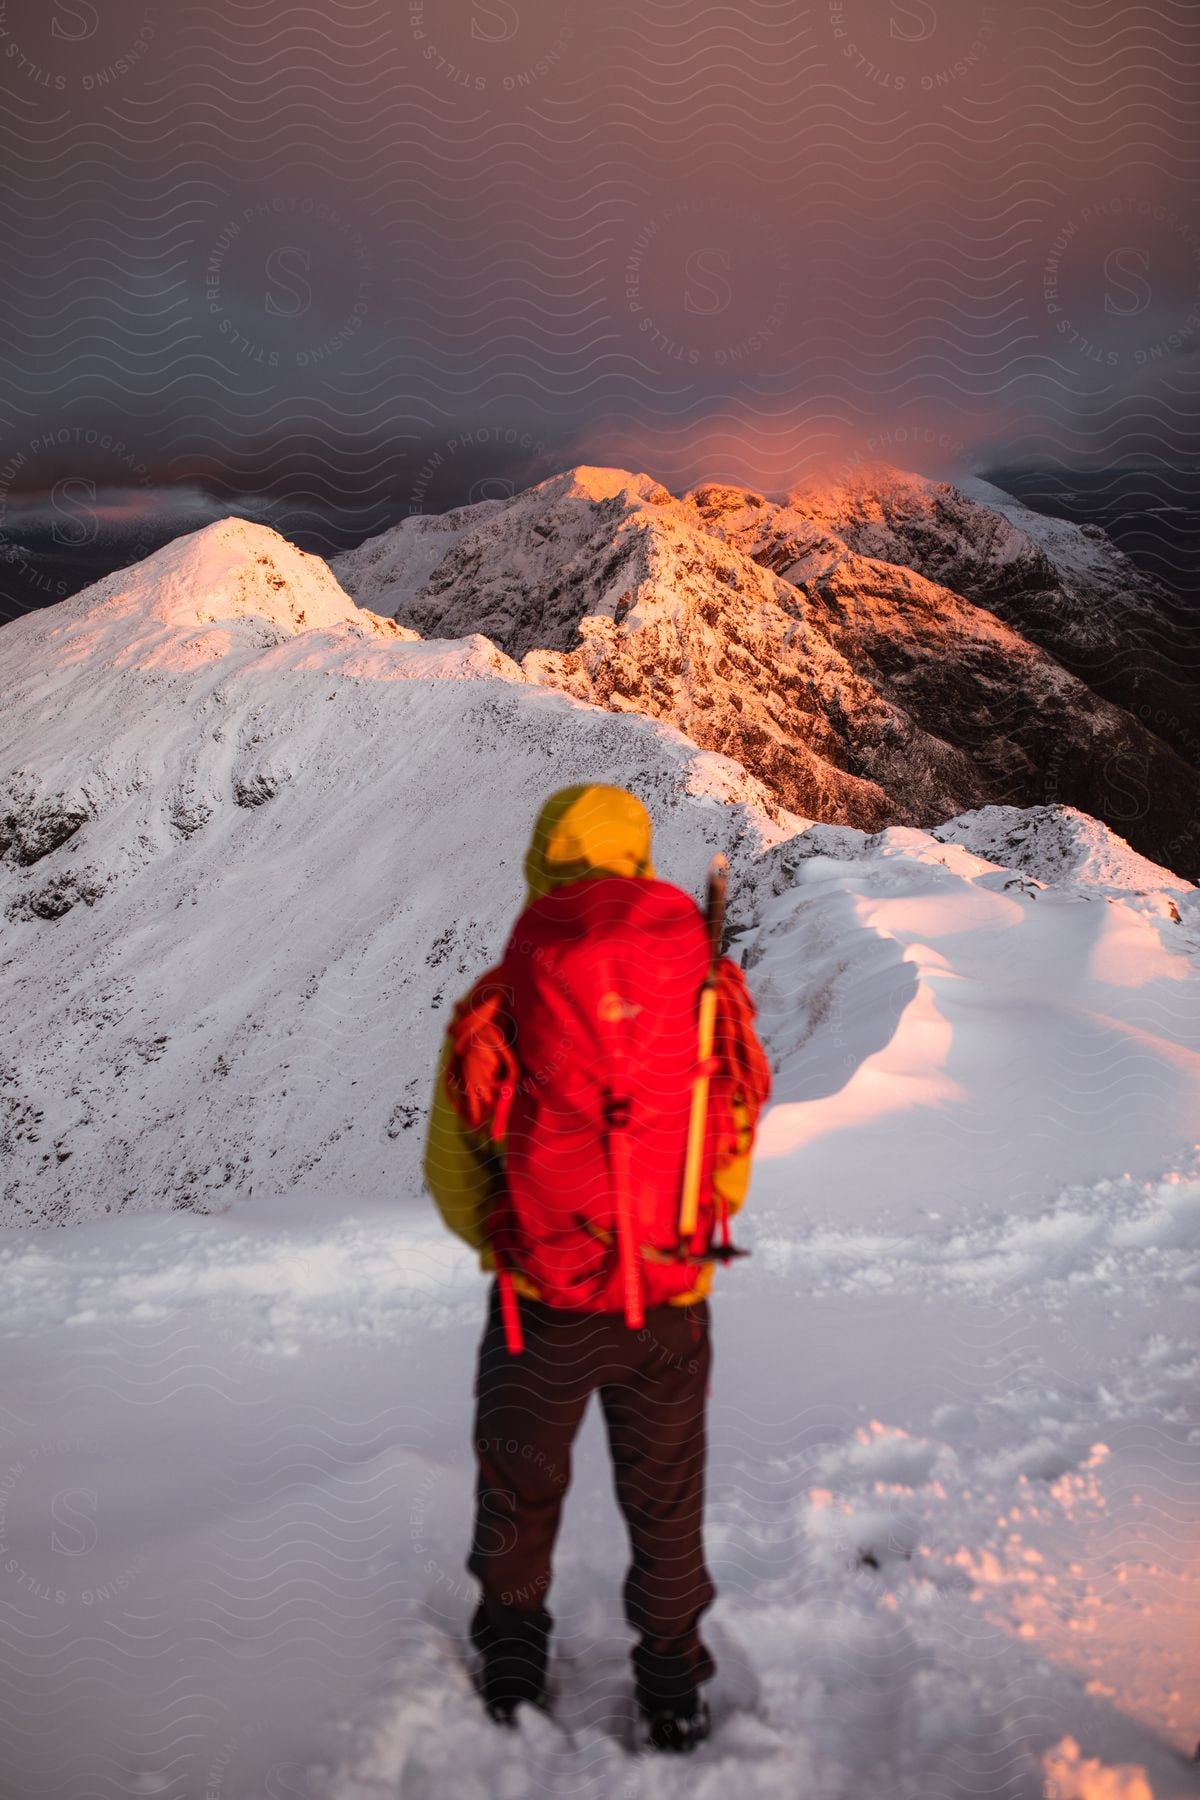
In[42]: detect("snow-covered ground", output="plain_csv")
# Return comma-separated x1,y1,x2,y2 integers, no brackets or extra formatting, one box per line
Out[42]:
1,522,1197,1798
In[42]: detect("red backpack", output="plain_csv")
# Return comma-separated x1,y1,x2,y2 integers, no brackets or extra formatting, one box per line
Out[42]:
444,874,770,1351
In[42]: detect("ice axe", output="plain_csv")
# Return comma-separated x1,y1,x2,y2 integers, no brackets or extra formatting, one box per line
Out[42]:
676,853,750,1264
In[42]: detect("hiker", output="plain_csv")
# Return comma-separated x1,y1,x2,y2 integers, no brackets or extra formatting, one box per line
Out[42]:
423,784,771,1752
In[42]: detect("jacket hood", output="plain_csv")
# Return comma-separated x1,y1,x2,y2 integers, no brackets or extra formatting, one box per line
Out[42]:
523,785,656,904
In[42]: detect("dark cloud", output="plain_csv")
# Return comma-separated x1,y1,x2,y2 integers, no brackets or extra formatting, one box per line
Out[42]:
2,0,1198,616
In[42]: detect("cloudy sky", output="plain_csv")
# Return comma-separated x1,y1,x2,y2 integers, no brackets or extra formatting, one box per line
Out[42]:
2,0,1198,616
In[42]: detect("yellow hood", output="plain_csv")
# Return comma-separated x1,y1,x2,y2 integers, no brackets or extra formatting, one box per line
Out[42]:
523,785,656,904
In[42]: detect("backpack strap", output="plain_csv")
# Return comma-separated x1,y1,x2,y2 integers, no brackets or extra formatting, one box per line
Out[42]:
444,977,518,1136
486,1186,527,1355
496,1263,524,1355
712,959,772,1131
443,976,528,1353
603,1090,645,1333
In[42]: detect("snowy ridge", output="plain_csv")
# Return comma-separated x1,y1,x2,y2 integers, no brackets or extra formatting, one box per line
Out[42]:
959,475,1184,624
934,803,1195,909
69,514,402,641
0,518,794,1224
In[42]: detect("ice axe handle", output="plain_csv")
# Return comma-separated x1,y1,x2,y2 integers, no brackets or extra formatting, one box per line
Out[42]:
706,854,728,971
676,854,730,1246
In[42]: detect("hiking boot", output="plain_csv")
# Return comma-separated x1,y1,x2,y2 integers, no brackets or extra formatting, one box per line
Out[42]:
483,1687,552,1729
640,1694,711,1753
470,1601,551,1724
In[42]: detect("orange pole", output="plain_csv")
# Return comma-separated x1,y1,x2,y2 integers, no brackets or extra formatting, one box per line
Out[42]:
677,980,718,1243
677,855,727,1246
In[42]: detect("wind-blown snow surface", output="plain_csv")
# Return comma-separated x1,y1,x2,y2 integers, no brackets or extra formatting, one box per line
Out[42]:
1,523,1198,1798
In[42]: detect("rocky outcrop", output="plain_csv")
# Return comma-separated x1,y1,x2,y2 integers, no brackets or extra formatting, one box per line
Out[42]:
769,466,1198,765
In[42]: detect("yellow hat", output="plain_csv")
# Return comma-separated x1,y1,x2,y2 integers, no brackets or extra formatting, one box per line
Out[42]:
523,785,656,904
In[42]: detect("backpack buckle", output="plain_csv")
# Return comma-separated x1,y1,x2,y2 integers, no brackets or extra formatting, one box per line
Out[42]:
603,1091,632,1131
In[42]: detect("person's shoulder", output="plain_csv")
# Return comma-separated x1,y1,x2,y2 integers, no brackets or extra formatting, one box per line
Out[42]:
518,873,699,925
627,875,705,922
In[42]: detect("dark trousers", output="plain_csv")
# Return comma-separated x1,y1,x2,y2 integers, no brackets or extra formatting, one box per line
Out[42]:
467,1280,716,1709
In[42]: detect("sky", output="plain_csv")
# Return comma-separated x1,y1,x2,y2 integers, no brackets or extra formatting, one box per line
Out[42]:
2,0,1199,617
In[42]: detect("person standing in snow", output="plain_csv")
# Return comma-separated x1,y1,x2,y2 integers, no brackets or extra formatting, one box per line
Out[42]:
424,784,771,1752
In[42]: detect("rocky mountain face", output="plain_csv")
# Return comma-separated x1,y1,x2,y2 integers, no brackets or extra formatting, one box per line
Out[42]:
332,466,1200,878
777,466,1199,766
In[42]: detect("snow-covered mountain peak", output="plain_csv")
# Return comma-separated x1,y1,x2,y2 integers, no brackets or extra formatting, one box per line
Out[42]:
103,517,393,637
328,467,673,629
684,480,803,544
12,516,406,683
686,481,769,514
9,517,418,690
786,461,971,527
956,474,1183,616
742,466,1058,611
525,463,674,509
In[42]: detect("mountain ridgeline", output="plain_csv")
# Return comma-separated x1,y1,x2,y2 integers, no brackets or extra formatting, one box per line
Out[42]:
332,465,1200,879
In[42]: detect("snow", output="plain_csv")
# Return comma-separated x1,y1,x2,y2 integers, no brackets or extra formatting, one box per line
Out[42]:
934,804,1194,905
328,499,509,619
958,476,1171,620
1,519,1198,1797
788,463,1171,645
328,468,674,631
